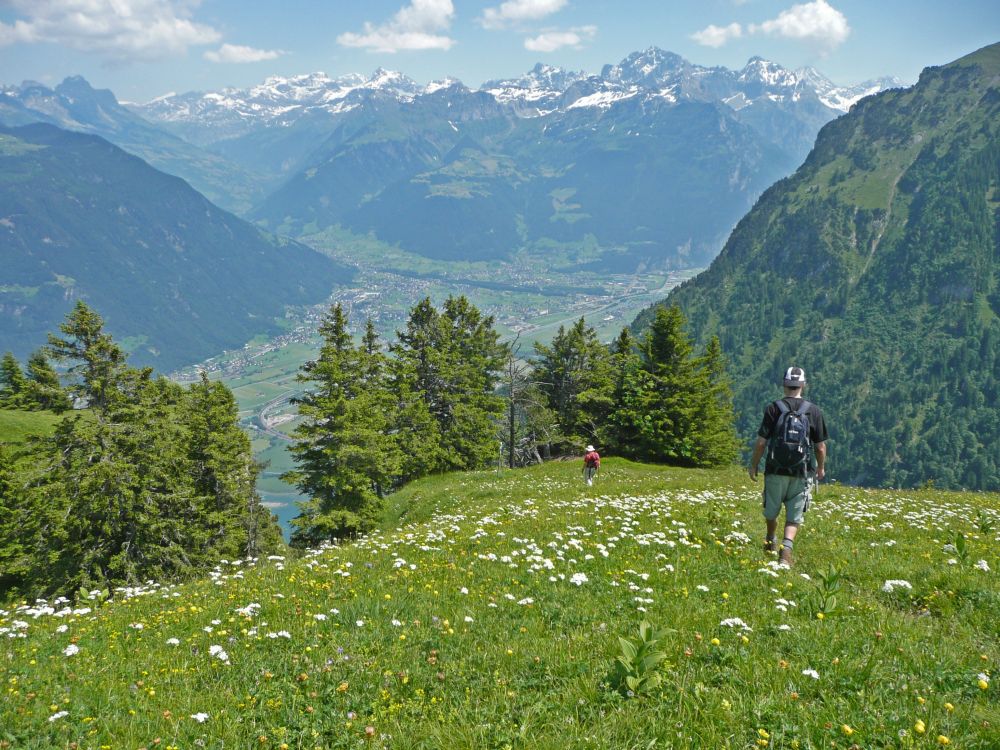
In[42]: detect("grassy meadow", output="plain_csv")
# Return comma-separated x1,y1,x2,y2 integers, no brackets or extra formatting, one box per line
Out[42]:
0,408,62,444
1,459,997,749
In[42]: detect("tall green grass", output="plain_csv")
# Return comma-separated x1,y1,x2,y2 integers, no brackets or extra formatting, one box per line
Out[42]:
2,459,997,748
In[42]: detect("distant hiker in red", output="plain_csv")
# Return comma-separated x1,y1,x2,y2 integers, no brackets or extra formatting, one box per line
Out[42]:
583,445,600,486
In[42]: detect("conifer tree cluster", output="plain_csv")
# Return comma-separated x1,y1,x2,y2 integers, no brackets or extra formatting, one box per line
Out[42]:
1,350,71,412
0,302,283,599
285,297,505,547
533,307,739,466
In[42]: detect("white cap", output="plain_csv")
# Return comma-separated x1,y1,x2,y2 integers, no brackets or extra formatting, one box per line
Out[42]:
783,367,806,387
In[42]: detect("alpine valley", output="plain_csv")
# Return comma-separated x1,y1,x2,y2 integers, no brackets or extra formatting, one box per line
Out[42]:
2,49,901,276
131,48,900,271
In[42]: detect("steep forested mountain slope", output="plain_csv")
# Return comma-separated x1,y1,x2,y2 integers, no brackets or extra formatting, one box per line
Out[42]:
637,43,1000,490
0,123,350,371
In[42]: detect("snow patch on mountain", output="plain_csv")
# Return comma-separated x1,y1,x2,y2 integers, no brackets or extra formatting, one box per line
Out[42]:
568,87,640,110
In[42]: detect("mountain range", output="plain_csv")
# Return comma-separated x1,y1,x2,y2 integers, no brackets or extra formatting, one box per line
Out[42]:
2,50,902,272
0,123,350,371
137,49,901,271
640,42,1000,490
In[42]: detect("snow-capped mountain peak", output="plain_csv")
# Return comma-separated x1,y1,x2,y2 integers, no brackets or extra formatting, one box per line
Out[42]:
424,77,465,95
601,47,687,86
738,57,800,89
365,68,420,95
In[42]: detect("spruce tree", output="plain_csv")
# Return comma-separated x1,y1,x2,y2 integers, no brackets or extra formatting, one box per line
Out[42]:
634,306,700,463
439,296,506,469
1,352,27,407
608,328,648,452
0,444,27,593
534,318,614,451
285,304,386,546
46,301,128,418
353,320,402,499
392,297,504,472
690,336,740,466
25,350,71,412
182,373,281,560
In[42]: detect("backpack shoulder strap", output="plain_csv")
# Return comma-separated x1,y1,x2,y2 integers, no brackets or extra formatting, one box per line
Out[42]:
774,399,790,415
795,400,812,417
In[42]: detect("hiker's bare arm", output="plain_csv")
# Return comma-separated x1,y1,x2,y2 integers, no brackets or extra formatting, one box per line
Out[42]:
748,437,766,480
814,441,826,481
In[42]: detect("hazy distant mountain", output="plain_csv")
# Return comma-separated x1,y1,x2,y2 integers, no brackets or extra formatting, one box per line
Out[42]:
0,123,350,371
125,49,901,271
634,42,1000,490
0,77,263,213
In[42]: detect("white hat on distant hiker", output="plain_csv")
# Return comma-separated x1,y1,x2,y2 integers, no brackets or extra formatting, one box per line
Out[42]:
586,445,595,452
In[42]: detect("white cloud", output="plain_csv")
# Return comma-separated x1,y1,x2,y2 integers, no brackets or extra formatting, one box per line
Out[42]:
523,25,596,53
204,44,285,64
751,0,850,48
0,0,221,61
481,0,568,30
337,0,455,53
692,0,849,51
690,22,743,49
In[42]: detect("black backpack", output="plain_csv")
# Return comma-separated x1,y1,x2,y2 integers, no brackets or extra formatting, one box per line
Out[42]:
767,399,813,475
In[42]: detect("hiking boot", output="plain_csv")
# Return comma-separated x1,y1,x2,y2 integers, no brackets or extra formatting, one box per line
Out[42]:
778,547,794,566
763,539,776,553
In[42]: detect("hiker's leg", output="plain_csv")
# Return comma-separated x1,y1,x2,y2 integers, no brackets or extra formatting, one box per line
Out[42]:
781,477,809,548
762,475,785,545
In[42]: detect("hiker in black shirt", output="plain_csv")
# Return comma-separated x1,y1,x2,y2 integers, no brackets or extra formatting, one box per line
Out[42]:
748,366,828,566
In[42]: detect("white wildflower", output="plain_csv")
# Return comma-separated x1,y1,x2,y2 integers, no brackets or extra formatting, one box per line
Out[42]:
190,712,210,723
802,668,820,679
570,572,588,586
63,644,79,656
720,618,752,631
882,580,912,593
975,559,990,572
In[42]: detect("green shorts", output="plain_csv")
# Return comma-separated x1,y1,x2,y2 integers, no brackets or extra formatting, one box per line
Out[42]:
762,474,812,525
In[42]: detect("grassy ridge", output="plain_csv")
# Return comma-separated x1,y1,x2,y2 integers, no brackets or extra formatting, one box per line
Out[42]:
1,459,997,748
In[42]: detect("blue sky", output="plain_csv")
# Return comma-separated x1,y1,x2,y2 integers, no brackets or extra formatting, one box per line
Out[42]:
1,1,997,101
